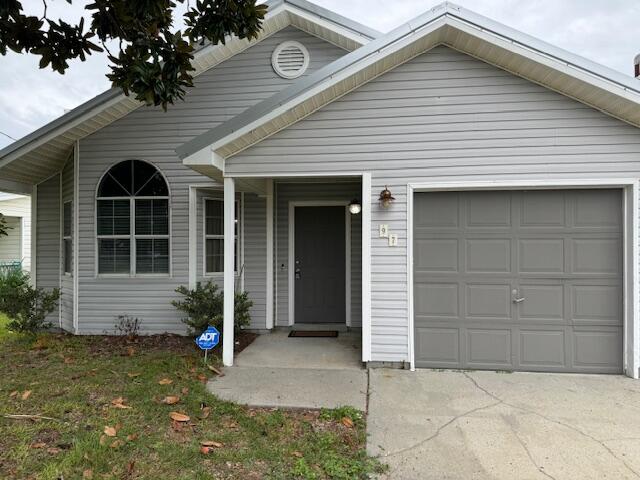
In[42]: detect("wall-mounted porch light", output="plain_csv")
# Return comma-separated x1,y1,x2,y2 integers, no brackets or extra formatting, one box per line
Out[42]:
379,186,395,208
348,198,362,215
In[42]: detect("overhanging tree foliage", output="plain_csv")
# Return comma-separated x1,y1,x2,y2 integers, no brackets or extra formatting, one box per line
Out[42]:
0,0,267,109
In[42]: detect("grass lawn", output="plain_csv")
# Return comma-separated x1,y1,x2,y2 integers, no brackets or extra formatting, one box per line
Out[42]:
0,315,384,479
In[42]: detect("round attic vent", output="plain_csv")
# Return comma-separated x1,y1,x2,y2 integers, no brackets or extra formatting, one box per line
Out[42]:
272,41,310,79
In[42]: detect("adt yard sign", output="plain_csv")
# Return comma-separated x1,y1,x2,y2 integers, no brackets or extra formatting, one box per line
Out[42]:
196,326,220,351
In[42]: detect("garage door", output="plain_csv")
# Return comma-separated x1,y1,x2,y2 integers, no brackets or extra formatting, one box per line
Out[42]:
413,189,623,373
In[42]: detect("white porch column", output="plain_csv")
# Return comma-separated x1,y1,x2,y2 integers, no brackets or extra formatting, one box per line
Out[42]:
361,173,372,362
265,179,274,329
222,177,236,367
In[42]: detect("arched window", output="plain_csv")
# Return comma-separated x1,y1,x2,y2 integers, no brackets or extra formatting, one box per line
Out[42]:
96,160,169,275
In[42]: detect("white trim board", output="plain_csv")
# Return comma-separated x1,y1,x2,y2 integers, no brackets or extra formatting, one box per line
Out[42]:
287,200,351,327
406,179,640,378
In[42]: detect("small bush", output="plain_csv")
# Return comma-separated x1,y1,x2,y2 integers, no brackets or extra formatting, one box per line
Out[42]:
0,270,60,335
171,281,252,335
114,314,140,338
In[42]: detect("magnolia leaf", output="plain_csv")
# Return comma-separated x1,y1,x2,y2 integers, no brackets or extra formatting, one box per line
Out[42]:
162,396,180,405
169,412,190,422
200,440,223,448
21,390,32,400
103,426,117,437
341,417,355,428
158,378,173,385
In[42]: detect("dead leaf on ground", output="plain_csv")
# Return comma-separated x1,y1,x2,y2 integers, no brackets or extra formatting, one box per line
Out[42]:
99,435,108,446
32,338,48,350
207,365,224,377
292,451,303,458
158,378,173,385
341,417,354,428
201,440,224,448
200,446,211,455
111,397,132,409
21,390,32,400
200,407,211,419
47,447,61,454
197,374,207,384
30,442,47,449
162,395,180,405
103,426,117,437
63,356,74,364
126,433,138,441
82,469,93,479
181,387,189,395
127,372,141,378
110,439,124,449
9,391,18,398
127,461,135,474
169,412,190,422
126,346,136,357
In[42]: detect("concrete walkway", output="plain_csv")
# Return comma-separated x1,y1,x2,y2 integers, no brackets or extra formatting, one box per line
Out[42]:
368,369,640,480
208,330,367,410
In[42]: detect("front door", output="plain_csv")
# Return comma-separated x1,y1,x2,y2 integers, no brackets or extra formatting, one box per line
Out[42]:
294,206,345,324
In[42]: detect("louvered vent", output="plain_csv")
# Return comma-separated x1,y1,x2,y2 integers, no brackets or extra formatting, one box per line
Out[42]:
272,41,310,79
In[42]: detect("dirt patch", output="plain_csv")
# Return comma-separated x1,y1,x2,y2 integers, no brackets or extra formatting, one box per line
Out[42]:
85,331,258,358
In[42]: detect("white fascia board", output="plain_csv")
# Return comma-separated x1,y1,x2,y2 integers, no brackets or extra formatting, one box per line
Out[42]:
183,147,224,172
287,5,372,47
210,17,448,155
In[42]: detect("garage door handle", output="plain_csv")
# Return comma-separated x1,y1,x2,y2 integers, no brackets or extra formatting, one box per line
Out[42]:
513,297,525,303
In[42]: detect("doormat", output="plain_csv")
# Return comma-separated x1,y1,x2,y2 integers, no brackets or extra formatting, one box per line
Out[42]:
288,330,339,338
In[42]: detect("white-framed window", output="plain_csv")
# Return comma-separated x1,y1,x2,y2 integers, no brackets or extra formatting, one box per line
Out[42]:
63,200,72,274
203,197,240,275
96,160,170,276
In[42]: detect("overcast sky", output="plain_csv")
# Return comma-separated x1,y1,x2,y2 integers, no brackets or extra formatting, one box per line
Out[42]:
0,0,638,149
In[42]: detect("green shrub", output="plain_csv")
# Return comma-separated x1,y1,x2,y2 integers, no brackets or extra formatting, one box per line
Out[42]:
0,269,60,334
171,281,252,335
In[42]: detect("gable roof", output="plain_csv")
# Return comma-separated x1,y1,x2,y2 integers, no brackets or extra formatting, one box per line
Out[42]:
0,0,379,188
177,1,640,165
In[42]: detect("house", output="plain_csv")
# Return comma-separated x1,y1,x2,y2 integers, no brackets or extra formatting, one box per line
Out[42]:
1,0,639,377
0,193,30,272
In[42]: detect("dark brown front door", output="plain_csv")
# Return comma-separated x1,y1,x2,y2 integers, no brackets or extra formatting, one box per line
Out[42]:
294,206,345,324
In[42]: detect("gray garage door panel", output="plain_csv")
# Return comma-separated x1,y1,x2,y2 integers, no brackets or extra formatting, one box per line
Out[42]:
414,189,623,373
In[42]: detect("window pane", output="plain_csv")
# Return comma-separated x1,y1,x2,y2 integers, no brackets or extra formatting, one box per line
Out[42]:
98,173,130,197
205,238,238,273
64,238,72,274
136,239,169,274
63,202,72,237
205,199,223,235
205,238,223,273
136,199,168,235
136,172,169,196
97,200,130,235
98,239,130,274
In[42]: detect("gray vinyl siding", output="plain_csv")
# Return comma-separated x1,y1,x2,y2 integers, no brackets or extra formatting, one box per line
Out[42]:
274,182,362,327
77,27,346,334
242,193,267,329
0,196,30,271
60,160,74,333
0,216,21,263
36,175,60,327
227,46,640,362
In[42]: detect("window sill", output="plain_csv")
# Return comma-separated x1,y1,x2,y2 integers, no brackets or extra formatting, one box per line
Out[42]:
96,273,172,279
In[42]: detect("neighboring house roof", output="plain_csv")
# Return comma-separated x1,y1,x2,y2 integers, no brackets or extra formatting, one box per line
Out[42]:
0,0,379,188
177,1,640,165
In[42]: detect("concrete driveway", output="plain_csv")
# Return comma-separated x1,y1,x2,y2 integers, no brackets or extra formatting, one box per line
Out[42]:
368,369,640,480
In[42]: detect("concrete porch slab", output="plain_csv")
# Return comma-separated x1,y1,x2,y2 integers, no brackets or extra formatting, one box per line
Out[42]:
235,329,362,370
208,366,367,410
